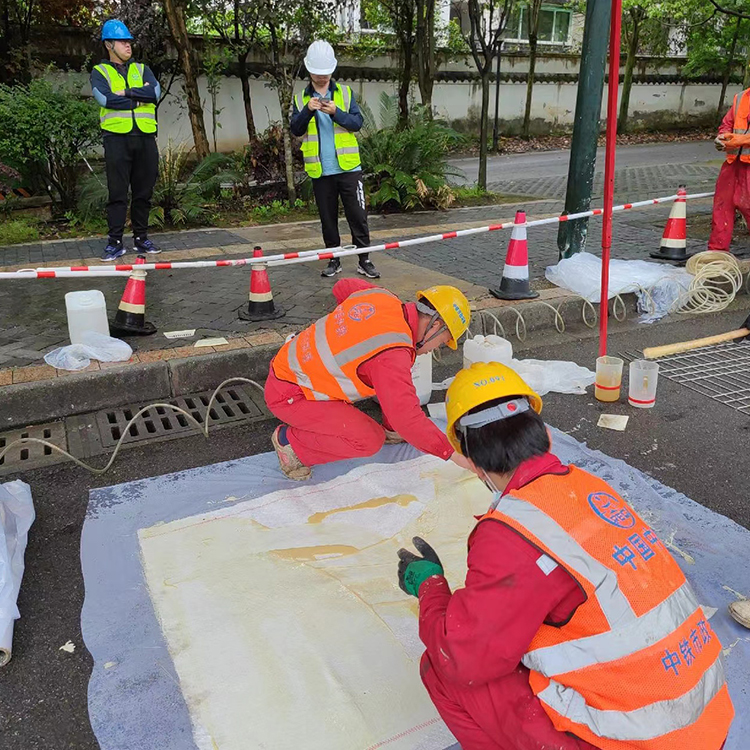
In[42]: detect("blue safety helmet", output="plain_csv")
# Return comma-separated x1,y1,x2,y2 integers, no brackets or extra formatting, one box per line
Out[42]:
101,20,133,41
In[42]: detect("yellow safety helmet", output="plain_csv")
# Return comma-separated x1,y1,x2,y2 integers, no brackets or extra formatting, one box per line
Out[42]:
445,362,543,454
416,285,471,350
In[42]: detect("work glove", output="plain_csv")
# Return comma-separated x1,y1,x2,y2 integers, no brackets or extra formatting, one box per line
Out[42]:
718,133,750,150
397,537,444,597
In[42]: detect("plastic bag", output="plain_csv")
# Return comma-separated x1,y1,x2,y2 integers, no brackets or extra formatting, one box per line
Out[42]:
545,252,691,322
0,480,35,667
509,358,594,396
44,331,133,371
432,358,594,397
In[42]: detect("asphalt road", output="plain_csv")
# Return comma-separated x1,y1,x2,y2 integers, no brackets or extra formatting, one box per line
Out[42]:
3,306,750,749
448,140,719,185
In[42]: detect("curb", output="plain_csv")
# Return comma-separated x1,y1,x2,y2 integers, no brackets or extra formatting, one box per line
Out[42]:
0,291,639,430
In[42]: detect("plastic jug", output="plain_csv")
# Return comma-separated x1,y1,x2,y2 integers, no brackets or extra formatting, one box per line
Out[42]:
463,335,513,369
411,353,433,406
65,290,109,345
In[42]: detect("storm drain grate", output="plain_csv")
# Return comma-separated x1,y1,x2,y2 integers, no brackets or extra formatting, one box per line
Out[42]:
95,383,266,449
623,340,750,415
0,421,68,475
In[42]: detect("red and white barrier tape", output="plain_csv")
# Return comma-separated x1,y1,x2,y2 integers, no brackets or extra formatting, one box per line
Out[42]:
0,191,714,280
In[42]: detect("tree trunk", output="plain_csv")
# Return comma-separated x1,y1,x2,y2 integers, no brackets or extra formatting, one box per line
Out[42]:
522,36,538,138
492,49,502,151
238,51,257,140
478,70,491,190
398,37,413,128
277,84,296,203
718,17,742,122
416,0,436,115
618,9,642,132
163,0,210,159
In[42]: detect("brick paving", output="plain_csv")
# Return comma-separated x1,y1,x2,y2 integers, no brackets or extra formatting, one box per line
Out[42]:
1,154,743,372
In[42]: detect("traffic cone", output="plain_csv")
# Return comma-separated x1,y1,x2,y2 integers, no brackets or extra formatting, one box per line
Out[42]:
489,211,539,301
110,255,157,336
650,185,691,263
238,246,285,321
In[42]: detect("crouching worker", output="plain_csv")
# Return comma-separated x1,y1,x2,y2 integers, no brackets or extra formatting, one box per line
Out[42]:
265,278,472,480
397,362,734,750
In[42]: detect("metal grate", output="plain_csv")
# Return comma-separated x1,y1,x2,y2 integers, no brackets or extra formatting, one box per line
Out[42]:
622,340,750,415
95,383,266,449
0,421,68,475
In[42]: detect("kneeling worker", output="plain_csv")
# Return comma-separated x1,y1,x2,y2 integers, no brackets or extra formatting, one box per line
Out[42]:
397,362,734,750
265,279,472,480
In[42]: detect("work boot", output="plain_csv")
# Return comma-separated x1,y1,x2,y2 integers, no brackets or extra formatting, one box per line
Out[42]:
271,425,312,481
729,599,750,629
384,428,405,444
134,236,162,254
321,258,342,277
357,258,380,279
101,239,126,262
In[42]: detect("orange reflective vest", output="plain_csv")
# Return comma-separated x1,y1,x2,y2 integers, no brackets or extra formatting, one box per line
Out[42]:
480,466,734,750
726,88,750,164
272,288,415,402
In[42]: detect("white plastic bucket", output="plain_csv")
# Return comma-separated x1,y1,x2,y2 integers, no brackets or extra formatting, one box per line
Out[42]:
411,353,433,406
462,335,513,369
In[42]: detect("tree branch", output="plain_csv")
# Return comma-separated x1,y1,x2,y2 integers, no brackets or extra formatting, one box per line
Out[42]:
706,0,750,20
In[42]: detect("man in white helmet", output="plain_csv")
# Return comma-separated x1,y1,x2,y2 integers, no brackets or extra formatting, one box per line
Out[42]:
291,40,379,280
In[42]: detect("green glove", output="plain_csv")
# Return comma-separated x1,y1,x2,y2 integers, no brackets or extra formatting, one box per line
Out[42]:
397,537,444,597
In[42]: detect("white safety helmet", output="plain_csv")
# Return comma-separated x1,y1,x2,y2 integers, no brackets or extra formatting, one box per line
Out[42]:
304,40,337,76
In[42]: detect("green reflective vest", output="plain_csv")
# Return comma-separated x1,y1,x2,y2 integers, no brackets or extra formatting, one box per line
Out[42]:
94,62,157,134
294,84,361,179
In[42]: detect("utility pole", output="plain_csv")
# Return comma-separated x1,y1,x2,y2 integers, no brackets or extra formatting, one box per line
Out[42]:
557,0,612,258
492,46,502,151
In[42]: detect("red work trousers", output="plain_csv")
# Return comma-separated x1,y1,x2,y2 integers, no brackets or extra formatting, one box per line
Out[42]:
708,160,750,251
264,364,385,467
420,654,600,750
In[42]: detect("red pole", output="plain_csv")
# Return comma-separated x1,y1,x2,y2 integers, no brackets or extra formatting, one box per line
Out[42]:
599,0,623,357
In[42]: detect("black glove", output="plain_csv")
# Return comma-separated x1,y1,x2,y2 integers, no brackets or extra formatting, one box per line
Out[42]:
397,537,444,597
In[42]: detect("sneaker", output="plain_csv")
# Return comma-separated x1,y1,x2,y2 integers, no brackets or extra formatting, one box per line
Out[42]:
357,258,380,279
321,258,342,277
101,240,126,262
729,600,750,629
134,236,161,254
271,425,312,481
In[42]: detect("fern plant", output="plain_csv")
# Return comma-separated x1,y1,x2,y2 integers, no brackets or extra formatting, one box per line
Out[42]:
360,95,464,211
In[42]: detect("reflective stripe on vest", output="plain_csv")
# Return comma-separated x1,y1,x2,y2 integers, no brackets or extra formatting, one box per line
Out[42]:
272,289,414,402
481,467,734,750
725,88,750,164
295,84,361,179
95,62,157,134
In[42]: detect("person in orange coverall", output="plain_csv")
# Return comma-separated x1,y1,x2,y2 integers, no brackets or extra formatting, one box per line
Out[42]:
709,87,750,251
396,363,733,750
265,279,471,480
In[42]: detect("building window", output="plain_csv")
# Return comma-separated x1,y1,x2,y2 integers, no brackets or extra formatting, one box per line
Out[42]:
506,5,572,45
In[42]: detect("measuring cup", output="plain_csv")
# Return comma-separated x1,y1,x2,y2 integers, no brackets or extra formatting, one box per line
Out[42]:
595,356,624,402
628,360,659,408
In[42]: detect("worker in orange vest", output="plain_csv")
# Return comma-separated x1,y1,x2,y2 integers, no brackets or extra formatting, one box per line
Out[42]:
710,86,750,251
397,362,734,750
265,279,472,480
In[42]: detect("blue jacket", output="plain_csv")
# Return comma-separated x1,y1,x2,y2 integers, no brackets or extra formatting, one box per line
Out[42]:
289,80,364,138
90,60,161,135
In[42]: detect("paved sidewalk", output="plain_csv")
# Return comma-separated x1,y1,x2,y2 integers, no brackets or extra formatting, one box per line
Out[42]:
1,147,744,375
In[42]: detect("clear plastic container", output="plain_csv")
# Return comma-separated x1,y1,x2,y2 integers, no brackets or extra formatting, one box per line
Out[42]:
628,360,659,408
411,353,433,406
65,290,109,345
595,355,624,403
463,334,513,369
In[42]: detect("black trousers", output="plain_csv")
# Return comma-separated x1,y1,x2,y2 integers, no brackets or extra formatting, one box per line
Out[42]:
103,134,159,243
312,170,370,261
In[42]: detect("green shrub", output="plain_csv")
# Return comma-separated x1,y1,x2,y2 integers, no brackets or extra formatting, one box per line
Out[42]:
360,94,465,211
77,141,239,229
0,219,40,245
0,77,99,214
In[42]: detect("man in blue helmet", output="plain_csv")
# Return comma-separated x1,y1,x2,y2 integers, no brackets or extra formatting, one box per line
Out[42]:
90,20,161,262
